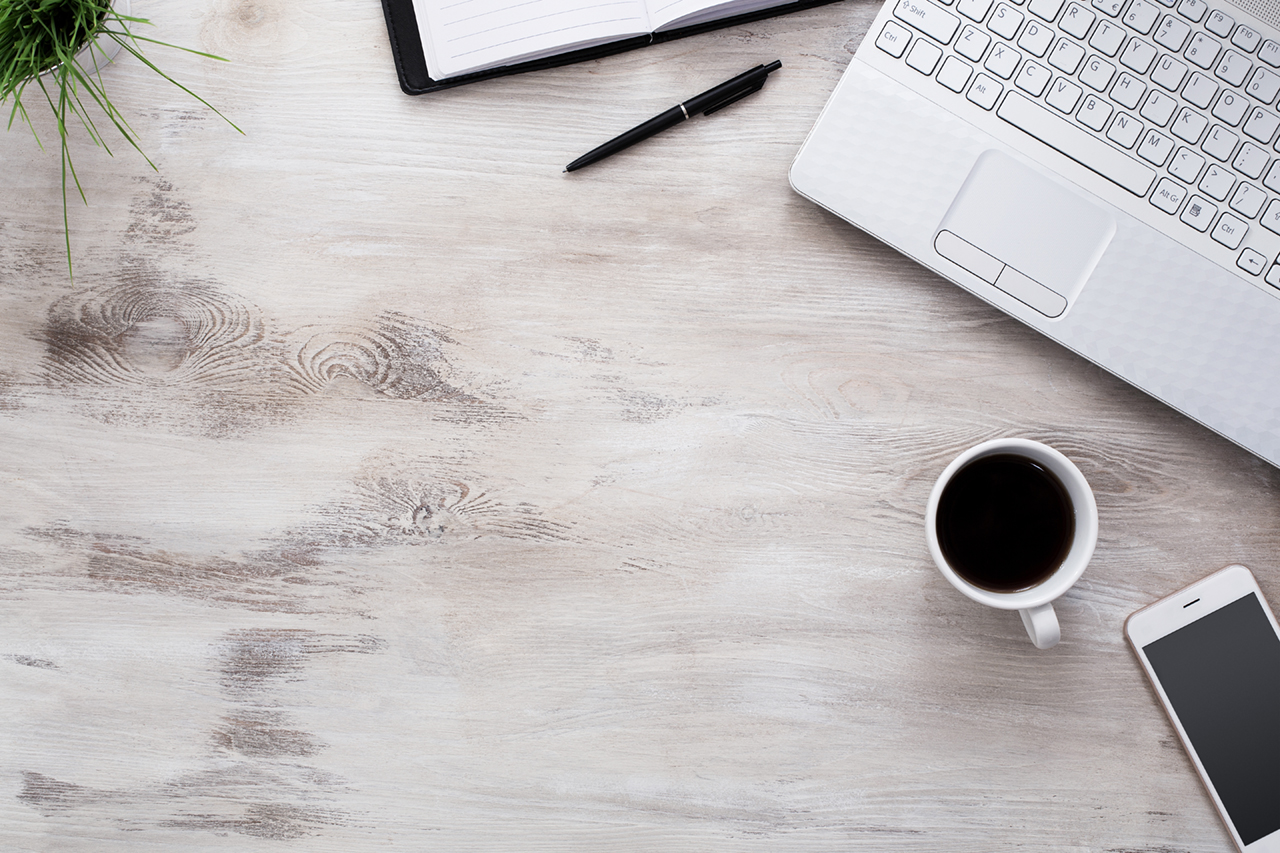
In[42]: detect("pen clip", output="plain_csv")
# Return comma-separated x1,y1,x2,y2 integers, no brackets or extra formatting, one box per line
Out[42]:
699,80,765,116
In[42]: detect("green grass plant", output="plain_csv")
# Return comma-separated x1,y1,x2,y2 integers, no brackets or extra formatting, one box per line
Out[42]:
0,0,241,277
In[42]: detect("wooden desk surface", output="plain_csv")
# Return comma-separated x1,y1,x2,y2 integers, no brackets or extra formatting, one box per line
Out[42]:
2,0,1278,849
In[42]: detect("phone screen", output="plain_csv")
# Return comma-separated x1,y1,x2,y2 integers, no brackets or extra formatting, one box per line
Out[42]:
1143,592,1280,846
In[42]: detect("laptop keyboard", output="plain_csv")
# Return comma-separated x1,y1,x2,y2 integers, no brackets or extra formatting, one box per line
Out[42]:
878,0,1280,289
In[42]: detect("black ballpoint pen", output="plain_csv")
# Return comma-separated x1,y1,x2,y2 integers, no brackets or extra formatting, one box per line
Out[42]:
565,60,782,172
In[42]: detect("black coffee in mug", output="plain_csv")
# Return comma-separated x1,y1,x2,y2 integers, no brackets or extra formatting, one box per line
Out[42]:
935,453,1075,592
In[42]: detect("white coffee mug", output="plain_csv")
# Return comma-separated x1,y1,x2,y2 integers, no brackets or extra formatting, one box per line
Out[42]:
925,439,1098,650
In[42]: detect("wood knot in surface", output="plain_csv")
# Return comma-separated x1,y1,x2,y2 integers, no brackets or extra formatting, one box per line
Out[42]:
286,313,474,402
42,282,277,389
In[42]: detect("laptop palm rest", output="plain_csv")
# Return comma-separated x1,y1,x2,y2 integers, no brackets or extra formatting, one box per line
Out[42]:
934,150,1117,319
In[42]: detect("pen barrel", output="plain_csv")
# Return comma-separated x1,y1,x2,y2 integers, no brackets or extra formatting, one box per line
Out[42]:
683,60,780,115
566,105,686,172
603,105,687,153
565,61,779,172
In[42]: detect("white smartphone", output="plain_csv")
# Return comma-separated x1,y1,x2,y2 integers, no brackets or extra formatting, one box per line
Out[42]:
1125,564,1280,852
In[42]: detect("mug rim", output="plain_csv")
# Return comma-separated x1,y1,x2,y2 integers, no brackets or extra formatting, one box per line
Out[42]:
925,438,1098,610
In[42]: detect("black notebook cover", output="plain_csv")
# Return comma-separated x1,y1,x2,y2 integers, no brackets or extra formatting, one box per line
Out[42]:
381,0,846,94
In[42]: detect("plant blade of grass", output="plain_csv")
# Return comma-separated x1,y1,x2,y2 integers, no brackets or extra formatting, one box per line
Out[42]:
102,28,230,63
111,37,243,134
2,0,240,278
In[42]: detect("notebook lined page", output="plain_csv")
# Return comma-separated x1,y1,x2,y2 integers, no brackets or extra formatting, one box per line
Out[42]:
415,0,652,78
648,0,786,30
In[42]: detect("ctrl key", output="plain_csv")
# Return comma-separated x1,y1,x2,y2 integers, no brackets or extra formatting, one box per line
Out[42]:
877,21,912,57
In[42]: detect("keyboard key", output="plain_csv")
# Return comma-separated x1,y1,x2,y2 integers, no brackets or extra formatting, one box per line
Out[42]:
1140,89,1178,125
1182,71,1218,107
1185,33,1221,69
1243,107,1280,144
907,37,945,73
1151,54,1187,89
1028,0,1064,20
998,92,1156,193
985,42,1022,77
1112,72,1147,107
957,0,995,22
1046,76,1083,111
1200,163,1235,199
1151,176,1188,211
1177,0,1206,21
1202,124,1239,160
1049,38,1086,72
1120,37,1158,72
1169,146,1206,181
989,3,1024,37
1232,25,1261,53
1092,0,1122,15
1232,142,1269,179
1171,106,1209,142
1090,19,1126,54
894,0,961,44
1229,181,1267,217
877,21,913,56
1260,198,1280,232
1211,90,1249,126
1078,93,1114,129
1212,213,1248,248
1123,0,1159,33
1205,9,1233,37
1139,129,1176,164
1107,111,1145,147
1059,2,1096,37
1246,67,1280,104
1214,50,1252,86
1154,14,1191,50
938,55,974,90
1237,247,1266,275
1018,19,1054,55
1267,262,1280,288
1016,60,1053,94
1263,159,1280,192
1181,195,1217,229
1261,40,1280,67
956,25,993,59
1080,55,1117,89
968,73,1004,108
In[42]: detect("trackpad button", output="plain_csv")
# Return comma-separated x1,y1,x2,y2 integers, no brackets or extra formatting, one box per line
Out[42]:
995,265,1068,317
935,149,1116,317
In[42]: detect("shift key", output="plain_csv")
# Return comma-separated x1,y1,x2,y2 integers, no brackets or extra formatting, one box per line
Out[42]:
893,0,960,44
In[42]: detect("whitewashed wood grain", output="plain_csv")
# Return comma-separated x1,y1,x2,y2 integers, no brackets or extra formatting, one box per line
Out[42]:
2,0,1279,850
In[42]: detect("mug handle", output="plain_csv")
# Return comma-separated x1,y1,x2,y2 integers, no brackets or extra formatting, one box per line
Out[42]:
1019,603,1060,649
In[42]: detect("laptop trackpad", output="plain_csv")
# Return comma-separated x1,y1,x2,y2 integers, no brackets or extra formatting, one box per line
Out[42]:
934,150,1116,318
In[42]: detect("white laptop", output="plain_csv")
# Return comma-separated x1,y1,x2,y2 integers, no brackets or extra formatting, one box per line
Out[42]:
791,0,1280,466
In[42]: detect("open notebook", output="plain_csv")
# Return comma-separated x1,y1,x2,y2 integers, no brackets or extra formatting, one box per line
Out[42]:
381,0,843,93
416,0,798,78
